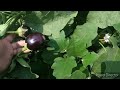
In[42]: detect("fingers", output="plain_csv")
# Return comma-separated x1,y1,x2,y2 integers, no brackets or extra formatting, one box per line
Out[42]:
12,40,31,55
5,34,16,43
13,47,31,55
12,40,26,55
13,48,22,55
12,43,22,49
12,40,27,50
17,40,27,47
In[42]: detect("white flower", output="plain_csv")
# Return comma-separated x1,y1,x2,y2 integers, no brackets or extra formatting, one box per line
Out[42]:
103,33,110,42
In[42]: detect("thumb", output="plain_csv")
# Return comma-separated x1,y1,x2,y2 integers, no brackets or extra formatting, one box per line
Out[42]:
16,40,27,47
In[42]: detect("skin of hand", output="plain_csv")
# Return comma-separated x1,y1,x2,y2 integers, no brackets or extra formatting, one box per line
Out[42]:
0,34,27,74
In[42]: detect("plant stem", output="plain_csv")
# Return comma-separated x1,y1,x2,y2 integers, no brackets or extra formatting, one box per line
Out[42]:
99,42,107,52
6,31,18,34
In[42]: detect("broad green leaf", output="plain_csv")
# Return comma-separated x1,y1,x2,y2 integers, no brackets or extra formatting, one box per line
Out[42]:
17,58,30,68
51,56,77,79
87,11,120,28
43,11,78,38
55,31,69,52
113,23,120,33
113,23,120,31
34,11,42,19
24,11,43,33
25,11,78,36
7,65,38,79
67,65,89,79
67,22,98,57
82,52,99,68
110,35,118,47
40,11,54,23
48,30,69,52
69,70,86,79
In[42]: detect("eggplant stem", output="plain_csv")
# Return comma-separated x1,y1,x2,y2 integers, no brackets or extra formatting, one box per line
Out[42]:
6,31,18,34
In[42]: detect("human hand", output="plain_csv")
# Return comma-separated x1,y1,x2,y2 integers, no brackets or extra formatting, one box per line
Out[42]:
0,34,27,74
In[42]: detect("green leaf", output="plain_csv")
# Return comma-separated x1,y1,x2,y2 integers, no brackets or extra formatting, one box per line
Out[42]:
56,31,69,52
109,35,118,47
43,11,78,37
25,11,78,36
0,14,20,36
24,11,43,33
87,11,120,28
17,58,30,68
82,52,99,68
40,11,55,23
7,65,38,79
67,22,98,57
49,30,69,52
33,11,42,19
25,11,77,53
69,70,87,79
67,65,89,79
8,60,16,73
51,56,77,79
113,23,120,33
